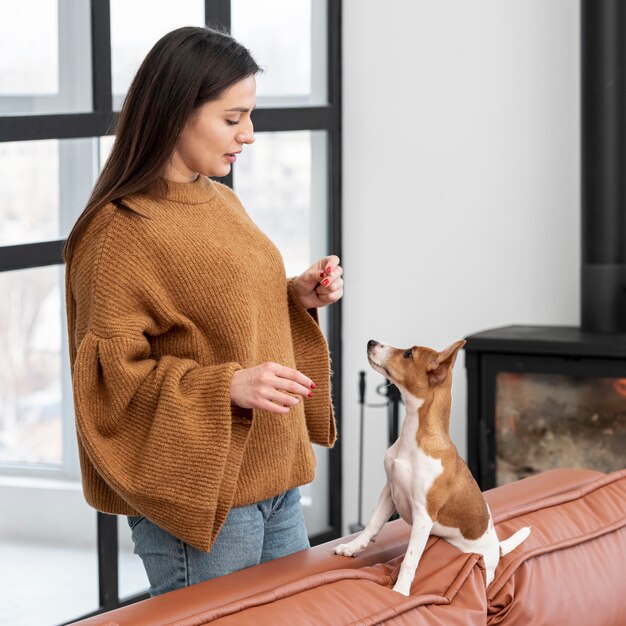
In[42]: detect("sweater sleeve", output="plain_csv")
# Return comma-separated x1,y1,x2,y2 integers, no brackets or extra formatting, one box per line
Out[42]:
286,279,337,447
68,214,252,552
71,331,251,551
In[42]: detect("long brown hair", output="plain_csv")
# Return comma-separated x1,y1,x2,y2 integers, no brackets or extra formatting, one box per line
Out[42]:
63,25,260,266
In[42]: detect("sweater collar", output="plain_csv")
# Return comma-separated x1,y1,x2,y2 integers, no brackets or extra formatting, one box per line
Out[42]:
144,175,216,205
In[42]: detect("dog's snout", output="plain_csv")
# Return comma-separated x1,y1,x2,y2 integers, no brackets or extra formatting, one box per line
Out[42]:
367,339,378,349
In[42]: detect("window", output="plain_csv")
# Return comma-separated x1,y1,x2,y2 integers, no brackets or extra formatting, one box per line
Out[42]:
0,266,64,466
110,0,205,110
231,0,327,106
0,1,92,116
0,2,341,622
234,130,328,278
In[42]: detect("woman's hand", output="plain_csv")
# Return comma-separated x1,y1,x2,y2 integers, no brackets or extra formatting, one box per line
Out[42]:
292,255,344,310
231,362,316,414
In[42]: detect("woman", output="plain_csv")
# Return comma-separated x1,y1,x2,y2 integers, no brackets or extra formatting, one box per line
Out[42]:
63,25,342,597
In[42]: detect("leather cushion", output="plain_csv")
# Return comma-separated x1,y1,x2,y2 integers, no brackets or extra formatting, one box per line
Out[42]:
487,468,626,625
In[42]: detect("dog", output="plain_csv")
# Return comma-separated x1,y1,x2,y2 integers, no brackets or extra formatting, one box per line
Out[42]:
333,339,531,596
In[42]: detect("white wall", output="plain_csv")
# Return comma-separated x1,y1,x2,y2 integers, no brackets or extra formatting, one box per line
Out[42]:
341,0,580,533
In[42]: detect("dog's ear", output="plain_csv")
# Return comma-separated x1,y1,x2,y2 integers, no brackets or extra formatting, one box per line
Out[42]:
426,340,466,386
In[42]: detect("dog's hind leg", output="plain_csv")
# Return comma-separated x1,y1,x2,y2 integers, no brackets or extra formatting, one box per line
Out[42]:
393,510,433,596
333,484,395,557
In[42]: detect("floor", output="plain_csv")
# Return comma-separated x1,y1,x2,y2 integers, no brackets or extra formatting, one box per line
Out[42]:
0,540,149,626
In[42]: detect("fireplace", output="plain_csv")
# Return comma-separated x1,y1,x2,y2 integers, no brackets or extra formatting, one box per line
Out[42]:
464,1,626,490
465,326,626,489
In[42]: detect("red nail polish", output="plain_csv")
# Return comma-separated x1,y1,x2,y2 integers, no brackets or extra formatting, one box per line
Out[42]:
319,271,325,278
310,383,316,389
322,278,329,286
308,392,314,398
325,266,332,275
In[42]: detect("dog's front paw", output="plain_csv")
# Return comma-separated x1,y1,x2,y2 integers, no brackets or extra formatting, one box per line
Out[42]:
392,578,412,596
333,539,368,557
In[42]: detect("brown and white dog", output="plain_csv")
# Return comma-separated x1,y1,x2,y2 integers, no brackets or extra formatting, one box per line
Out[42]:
334,339,530,596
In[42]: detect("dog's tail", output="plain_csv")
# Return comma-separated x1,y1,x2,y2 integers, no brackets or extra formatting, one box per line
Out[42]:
499,526,531,557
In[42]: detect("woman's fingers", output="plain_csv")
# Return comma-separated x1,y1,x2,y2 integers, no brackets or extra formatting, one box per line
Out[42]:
318,264,343,284
259,399,291,414
268,389,302,407
231,362,317,414
322,255,341,274
272,363,315,394
320,278,343,293
328,265,343,279
318,266,343,291
317,288,343,303
275,378,314,398
259,388,307,414
317,272,343,300
314,256,341,280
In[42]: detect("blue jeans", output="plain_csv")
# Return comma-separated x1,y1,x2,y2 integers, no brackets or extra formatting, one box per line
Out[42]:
127,487,310,597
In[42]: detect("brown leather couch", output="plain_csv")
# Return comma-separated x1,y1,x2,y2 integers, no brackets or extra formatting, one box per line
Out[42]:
71,468,626,625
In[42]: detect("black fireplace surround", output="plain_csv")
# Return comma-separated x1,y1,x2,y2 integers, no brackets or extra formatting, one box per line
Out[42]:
464,0,626,490
465,326,626,489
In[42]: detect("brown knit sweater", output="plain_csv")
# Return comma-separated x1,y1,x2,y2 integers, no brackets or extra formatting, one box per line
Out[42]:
65,175,336,552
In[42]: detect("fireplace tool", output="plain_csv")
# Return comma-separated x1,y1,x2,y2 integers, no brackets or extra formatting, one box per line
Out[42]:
349,371,403,533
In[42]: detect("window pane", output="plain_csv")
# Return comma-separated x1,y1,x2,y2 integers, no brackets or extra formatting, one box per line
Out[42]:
0,0,92,115
232,0,327,106
0,266,63,465
234,131,328,277
0,138,99,246
99,135,115,171
234,130,330,535
301,442,329,536
0,1,58,95
111,0,205,110
0,140,58,245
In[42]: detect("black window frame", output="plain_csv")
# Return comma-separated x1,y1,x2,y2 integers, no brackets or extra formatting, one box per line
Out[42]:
0,1,342,622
